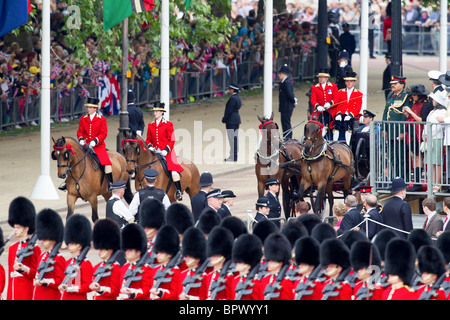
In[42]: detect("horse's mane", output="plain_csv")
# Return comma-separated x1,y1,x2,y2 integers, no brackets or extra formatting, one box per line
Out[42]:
62,136,84,150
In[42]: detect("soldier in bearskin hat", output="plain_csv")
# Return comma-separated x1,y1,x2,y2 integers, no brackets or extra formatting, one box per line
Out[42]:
436,231,450,298
415,245,447,300
220,216,248,239
7,196,41,300
119,223,153,300
281,221,308,277
59,214,93,300
232,233,264,300
33,209,66,300
260,233,294,300
150,225,182,300
197,208,222,238
319,238,353,300
311,222,337,244
407,228,433,289
350,241,383,300
382,238,418,300
179,226,209,300
205,226,235,300
89,218,122,300
295,213,322,235
139,197,165,258
293,236,324,300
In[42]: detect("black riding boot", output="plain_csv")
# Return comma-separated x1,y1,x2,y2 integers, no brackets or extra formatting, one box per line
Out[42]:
58,183,67,191
106,172,113,191
174,180,183,201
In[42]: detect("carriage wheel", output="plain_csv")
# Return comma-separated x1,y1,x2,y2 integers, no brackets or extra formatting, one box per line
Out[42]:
355,137,370,180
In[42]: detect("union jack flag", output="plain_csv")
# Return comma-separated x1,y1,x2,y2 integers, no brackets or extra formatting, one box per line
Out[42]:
65,64,74,75
78,86,90,99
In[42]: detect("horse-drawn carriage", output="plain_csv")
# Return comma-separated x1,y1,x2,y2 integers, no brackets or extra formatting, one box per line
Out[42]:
255,115,371,219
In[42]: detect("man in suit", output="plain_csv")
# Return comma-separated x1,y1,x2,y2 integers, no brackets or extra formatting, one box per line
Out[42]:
364,193,384,240
190,172,213,223
337,194,363,235
127,89,145,136
278,64,297,140
422,198,444,239
382,177,413,239
382,54,392,101
339,23,356,65
437,197,450,238
264,178,282,229
222,83,241,162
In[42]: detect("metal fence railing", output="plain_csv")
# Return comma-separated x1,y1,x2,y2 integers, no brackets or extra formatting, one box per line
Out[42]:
370,120,450,198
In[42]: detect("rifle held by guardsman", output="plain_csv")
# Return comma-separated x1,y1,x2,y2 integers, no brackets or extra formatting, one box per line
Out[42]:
294,264,324,300
122,250,151,288
235,263,261,300
93,250,121,283
321,267,352,300
61,245,91,286
263,263,290,300
418,266,450,300
0,230,15,257
182,257,211,297
209,260,233,300
37,242,62,282
151,251,182,291
16,233,38,263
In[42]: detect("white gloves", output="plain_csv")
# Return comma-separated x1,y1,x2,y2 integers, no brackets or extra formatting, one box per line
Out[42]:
160,150,168,157
136,130,142,137
89,141,96,148
149,146,156,152
317,106,325,112
294,98,298,105
335,114,342,121
344,115,351,121
340,61,348,68
79,140,86,146
324,102,331,110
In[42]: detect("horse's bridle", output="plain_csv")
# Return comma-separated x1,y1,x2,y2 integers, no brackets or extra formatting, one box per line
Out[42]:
303,120,324,153
122,138,159,187
258,120,281,159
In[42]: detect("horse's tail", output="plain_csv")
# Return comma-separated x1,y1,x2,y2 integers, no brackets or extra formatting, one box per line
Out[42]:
124,178,134,204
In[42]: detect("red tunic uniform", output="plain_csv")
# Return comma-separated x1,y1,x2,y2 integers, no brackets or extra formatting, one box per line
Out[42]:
260,273,294,300
319,279,353,300
7,240,41,300
293,275,325,300
332,88,363,120
352,281,383,300
382,283,418,300
150,264,182,300
32,251,66,300
0,265,5,297
91,261,122,300
232,275,263,300
415,284,447,300
119,262,153,300
77,113,111,165
60,258,94,300
145,118,183,173
205,270,235,300
180,268,209,300
310,82,338,117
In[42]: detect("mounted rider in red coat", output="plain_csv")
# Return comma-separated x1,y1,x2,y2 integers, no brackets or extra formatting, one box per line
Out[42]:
146,102,184,201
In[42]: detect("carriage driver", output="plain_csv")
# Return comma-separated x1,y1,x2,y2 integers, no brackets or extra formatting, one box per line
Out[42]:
58,97,114,191
145,102,184,201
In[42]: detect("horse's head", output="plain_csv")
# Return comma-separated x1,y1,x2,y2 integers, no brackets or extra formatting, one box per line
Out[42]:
51,136,78,179
303,120,324,152
257,112,281,149
121,130,141,175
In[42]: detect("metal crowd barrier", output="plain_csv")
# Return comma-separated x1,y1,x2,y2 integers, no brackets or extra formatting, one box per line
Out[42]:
370,120,450,198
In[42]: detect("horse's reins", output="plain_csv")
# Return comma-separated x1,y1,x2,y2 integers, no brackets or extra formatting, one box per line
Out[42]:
122,138,158,188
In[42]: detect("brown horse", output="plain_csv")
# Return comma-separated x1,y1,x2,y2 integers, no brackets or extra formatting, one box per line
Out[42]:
298,120,355,216
121,130,201,202
51,136,132,222
255,113,304,219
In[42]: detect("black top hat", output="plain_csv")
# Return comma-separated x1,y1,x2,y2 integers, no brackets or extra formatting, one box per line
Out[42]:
206,188,223,199
339,50,349,60
127,89,136,103
151,101,166,112
93,218,121,251
221,190,236,198
207,226,234,260
143,168,158,179
265,177,280,187
36,208,64,243
363,110,376,118
385,53,391,59
198,172,213,187
409,84,429,96
182,226,207,262
110,180,127,190
278,64,290,75
139,198,165,229
390,177,407,193
343,71,358,81
85,97,100,108
229,83,241,91
438,71,450,86
255,196,270,207
8,196,36,234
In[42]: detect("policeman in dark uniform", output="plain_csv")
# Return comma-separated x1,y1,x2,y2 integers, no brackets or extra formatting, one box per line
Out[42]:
382,76,413,179
222,83,241,162
336,50,353,90
265,177,282,229
190,172,214,223
253,196,271,228
106,180,133,229
127,89,145,136
128,168,171,221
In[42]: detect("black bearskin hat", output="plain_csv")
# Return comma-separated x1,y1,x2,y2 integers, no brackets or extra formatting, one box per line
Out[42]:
311,222,337,244
154,224,180,256
417,245,446,277
385,238,416,286
232,233,262,269
36,209,64,243
281,221,308,248
93,218,121,251
165,202,194,235
8,196,36,234
407,229,433,254
294,236,320,266
350,241,381,271
182,227,207,262
320,238,351,270
139,198,165,229
296,214,322,235
207,226,234,260
373,229,398,261
340,230,369,249
252,219,278,244
121,223,147,255
64,214,92,248
220,216,248,239
436,231,450,263
197,208,221,235
264,233,292,265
